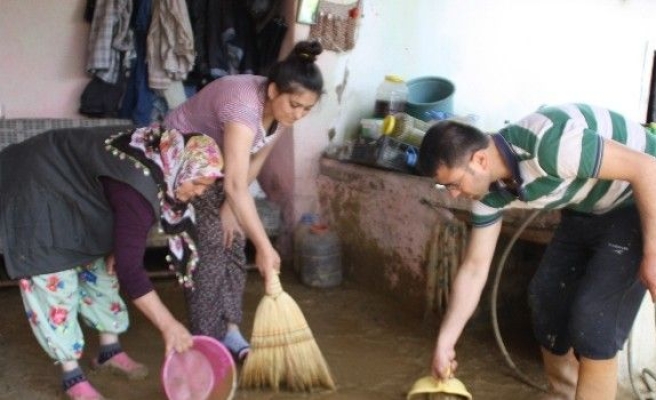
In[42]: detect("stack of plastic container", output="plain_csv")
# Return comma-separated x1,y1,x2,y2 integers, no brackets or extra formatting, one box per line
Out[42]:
381,112,431,147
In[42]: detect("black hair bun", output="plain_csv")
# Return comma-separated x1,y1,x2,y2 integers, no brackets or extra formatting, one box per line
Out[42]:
291,40,323,63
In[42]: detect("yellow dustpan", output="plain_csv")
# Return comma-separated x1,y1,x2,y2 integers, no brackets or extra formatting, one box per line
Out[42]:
407,375,472,400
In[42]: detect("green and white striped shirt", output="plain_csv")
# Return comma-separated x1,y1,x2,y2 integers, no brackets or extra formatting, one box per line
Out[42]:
472,103,656,227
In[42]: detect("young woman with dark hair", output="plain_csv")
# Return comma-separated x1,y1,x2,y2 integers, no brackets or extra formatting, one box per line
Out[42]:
164,40,325,362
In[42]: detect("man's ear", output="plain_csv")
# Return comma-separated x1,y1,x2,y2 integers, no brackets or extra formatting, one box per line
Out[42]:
267,82,279,100
472,149,488,170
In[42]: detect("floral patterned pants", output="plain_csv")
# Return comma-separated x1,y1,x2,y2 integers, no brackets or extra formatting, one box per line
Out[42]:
19,258,129,363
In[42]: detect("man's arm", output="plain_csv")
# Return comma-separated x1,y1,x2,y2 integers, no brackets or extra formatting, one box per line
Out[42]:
597,138,656,300
433,219,502,378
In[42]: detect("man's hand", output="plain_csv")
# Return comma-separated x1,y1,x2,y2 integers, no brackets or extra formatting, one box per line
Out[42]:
432,337,458,379
640,253,656,302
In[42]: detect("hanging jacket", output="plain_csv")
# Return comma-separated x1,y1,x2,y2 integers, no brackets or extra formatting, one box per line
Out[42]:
146,0,195,90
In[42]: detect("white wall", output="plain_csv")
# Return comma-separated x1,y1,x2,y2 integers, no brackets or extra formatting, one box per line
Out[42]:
2,0,656,230
292,0,656,216
327,0,656,135
411,0,656,128
0,0,89,118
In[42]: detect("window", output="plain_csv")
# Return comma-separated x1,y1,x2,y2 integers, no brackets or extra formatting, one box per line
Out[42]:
642,41,656,124
647,49,656,124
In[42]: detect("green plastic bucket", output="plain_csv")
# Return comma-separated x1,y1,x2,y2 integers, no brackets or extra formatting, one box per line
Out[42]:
406,76,455,121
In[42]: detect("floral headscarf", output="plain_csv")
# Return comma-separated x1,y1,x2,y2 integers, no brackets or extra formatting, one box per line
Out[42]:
107,126,223,287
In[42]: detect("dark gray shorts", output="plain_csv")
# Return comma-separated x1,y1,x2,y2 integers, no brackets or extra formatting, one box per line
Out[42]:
528,205,646,360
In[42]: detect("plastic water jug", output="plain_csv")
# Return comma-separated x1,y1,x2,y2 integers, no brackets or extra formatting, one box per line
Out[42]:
297,223,343,288
293,213,319,276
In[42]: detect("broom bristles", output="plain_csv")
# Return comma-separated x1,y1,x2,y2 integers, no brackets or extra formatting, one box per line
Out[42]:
240,294,287,390
240,276,336,392
277,291,335,391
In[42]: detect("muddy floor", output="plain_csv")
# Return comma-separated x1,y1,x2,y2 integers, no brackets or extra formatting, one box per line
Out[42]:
0,257,547,400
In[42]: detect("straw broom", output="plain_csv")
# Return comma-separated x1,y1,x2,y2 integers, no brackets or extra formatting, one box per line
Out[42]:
240,273,336,392
424,225,440,323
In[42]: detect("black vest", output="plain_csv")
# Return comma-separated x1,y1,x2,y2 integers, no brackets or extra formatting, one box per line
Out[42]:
0,126,159,279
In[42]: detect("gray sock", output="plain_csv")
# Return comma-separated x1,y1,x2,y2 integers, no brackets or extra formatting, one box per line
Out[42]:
98,342,122,364
62,367,86,391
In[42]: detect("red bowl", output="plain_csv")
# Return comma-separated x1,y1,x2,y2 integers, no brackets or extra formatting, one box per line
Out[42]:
161,335,236,400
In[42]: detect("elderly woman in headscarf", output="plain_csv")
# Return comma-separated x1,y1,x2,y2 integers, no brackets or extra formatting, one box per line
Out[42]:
0,125,223,400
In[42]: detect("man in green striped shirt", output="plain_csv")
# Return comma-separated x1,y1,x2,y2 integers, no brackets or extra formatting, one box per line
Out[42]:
418,103,656,400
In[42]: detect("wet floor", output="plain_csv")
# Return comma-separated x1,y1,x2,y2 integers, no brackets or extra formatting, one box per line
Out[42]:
0,260,547,400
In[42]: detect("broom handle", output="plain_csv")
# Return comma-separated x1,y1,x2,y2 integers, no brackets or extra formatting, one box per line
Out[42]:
266,273,284,297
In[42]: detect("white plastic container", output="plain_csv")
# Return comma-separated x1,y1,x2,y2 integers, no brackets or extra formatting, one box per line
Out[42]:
360,118,384,140
373,75,408,118
381,112,430,147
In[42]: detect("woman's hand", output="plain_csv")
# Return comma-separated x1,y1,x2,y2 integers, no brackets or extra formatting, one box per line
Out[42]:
255,245,281,283
220,203,243,248
132,291,194,356
162,319,194,355
104,253,116,275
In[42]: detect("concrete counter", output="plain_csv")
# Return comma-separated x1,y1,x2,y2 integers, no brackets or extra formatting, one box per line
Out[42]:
316,156,560,319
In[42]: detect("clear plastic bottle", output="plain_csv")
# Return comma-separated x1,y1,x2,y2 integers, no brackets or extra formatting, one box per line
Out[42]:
373,75,408,118
298,223,342,288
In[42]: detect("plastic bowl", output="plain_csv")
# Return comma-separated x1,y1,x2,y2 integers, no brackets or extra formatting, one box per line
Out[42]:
406,76,455,121
161,335,237,400
407,375,472,400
